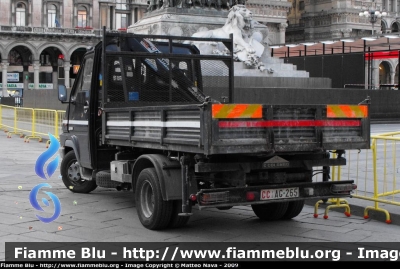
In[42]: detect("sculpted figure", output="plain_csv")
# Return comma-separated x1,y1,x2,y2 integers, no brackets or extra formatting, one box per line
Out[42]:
192,5,256,54
191,5,267,71
162,0,174,8
147,0,158,11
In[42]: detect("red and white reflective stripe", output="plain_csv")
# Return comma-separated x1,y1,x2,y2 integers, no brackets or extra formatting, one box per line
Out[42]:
218,120,361,128
63,120,88,126
106,120,200,128
327,105,368,118
212,104,262,119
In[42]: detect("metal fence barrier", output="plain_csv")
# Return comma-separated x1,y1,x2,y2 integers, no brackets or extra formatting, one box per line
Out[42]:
351,132,400,224
0,105,65,144
313,132,400,224
313,152,352,219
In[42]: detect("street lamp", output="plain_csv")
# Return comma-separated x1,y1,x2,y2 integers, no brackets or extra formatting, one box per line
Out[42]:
359,3,387,36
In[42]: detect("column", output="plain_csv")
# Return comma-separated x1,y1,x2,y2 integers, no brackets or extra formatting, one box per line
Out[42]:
372,60,379,89
89,4,93,27
133,6,138,24
112,6,116,29
52,65,58,91
60,4,63,26
390,71,395,85
279,23,288,44
107,5,111,29
100,4,108,28
364,59,369,89
33,60,40,90
73,5,77,27
23,64,29,93
1,60,9,97
64,61,71,89
28,1,32,27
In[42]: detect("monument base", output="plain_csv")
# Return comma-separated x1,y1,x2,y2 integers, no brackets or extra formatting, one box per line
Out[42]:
129,7,309,78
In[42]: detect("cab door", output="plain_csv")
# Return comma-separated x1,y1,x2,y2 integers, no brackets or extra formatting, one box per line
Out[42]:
68,53,94,169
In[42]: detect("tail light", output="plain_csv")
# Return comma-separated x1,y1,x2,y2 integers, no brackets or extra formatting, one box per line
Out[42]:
189,194,197,202
200,191,229,205
246,192,256,201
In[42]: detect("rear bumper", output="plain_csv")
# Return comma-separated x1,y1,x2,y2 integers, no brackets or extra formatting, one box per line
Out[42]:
196,180,356,209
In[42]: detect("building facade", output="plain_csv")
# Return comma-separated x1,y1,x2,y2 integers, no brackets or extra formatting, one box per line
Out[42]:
285,0,400,43
282,0,400,89
0,0,147,97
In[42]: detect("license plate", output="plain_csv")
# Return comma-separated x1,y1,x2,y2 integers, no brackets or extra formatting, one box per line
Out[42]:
260,187,299,200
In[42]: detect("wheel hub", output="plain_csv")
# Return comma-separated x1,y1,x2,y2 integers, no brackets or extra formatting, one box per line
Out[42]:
140,181,154,218
68,162,81,182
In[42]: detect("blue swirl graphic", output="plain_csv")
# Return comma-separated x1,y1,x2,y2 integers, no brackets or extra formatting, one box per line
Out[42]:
35,133,60,180
29,183,61,223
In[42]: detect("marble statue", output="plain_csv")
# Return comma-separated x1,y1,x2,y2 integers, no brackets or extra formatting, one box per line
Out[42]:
190,4,267,71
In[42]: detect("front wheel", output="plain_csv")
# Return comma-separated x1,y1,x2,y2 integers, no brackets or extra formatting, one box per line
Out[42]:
60,150,97,193
251,202,289,221
136,168,173,230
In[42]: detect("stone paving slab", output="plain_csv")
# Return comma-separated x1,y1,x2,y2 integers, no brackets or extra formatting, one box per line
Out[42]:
1,131,400,261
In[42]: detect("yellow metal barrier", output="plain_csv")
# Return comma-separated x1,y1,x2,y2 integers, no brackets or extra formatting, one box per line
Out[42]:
1,105,16,134
44,110,65,148
352,132,400,224
1,105,34,138
314,152,352,219
0,105,65,145
57,110,65,138
315,132,400,224
24,109,57,143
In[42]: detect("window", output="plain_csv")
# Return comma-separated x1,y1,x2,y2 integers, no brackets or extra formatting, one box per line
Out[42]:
48,5,57,28
77,6,87,27
16,2,26,26
116,0,130,30
116,13,127,29
299,1,305,11
116,0,128,10
74,55,93,95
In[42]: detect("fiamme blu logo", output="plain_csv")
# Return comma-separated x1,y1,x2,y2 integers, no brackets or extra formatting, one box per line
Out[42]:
29,133,61,223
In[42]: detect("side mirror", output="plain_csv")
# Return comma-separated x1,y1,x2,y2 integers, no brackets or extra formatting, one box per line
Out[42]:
58,85,67,102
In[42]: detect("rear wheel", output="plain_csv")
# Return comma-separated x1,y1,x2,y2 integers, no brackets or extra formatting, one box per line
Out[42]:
60,151,97,193
281,200,305,220
251,202,289,221
136,168,173,230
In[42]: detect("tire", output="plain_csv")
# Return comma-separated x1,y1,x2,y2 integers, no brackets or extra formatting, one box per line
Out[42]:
168,200,191,229
281,200,305,220
251,202,289,221
60,151,98,193
136,168,173,230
